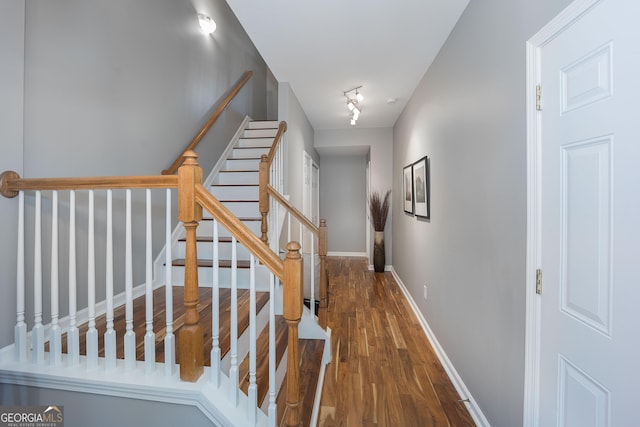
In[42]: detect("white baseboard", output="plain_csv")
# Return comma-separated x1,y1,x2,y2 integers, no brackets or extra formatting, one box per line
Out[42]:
326,251,367,257
367,264,392,272
389,266,491,427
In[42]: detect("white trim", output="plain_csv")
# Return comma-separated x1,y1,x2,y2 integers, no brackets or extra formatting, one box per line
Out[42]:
390,267,491,427
326,251,367,257
523,1,603,426
0,350,265,427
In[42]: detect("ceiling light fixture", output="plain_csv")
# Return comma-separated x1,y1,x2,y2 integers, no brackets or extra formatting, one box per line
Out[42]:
344,86,363,125
198,13,216,34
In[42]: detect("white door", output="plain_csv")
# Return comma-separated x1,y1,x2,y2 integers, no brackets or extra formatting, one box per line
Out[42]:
528,0,640,426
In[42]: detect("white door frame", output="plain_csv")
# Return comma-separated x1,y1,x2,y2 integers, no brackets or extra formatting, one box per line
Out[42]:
523,1,604,425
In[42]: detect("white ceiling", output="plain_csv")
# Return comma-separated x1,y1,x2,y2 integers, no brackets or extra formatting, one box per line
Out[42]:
225,0,469,130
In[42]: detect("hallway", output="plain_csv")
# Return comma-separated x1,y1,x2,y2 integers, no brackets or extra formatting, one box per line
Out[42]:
318,257,476,426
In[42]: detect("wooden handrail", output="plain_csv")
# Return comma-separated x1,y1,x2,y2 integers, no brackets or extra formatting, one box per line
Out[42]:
265,183,329,329
162,70,253,175
266,121,287,165
267,184,318,235
0,170,178,197
195,184,284,281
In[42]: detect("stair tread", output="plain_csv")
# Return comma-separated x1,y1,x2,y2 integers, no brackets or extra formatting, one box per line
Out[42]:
172,259,253,268
219,169,259,173
277,338,326,427
50,286,270,366
238,316,289,406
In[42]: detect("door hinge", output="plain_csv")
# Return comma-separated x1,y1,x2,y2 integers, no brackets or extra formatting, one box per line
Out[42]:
536,268,543,295
536,85,542,111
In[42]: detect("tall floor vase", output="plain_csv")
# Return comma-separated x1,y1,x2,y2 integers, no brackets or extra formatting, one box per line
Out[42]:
373,231,385,273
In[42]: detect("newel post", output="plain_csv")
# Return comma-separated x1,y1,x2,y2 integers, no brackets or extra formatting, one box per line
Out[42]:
283,241,303,427
177,150,204,382
318,219,328,329
259,154,270,244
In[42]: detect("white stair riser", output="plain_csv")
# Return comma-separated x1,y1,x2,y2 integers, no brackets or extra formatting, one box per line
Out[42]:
232,147,270,159
237,138,273,149
196,219,262,236
243,129,277,138
211,185,259,200
247,120,279,129
214,171,259,185
225,159,260,171
171,265,272,290
202,202,259,218
176,240,253,260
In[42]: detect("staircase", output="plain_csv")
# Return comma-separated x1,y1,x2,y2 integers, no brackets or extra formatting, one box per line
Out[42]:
0,118,331,427
171,120,280,288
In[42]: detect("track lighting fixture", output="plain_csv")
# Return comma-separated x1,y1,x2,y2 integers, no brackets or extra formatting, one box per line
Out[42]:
344,86,363,125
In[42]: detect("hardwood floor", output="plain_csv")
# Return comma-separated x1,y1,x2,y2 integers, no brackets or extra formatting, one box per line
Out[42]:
318,257,476,427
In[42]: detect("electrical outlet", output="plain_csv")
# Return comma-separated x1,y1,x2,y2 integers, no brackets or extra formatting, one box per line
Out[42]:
423,285,428,300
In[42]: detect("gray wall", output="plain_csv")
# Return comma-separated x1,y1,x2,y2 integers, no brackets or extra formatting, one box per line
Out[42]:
391,1,572,426
0,1,25,353
0,0,268,349
319,154,367,254
315,128,393,263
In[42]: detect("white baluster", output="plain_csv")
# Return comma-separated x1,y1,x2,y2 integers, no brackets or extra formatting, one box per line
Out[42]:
299,223,304,253
124,189,136,371
15,191,26,362
248,254,257,423
164,189,175,377
49,191,62,365
86,190,98,369
287,213,291,244
104,189,116,370
310,232,316,318
268,273,277,426
229,235,238,405
144,189,156,374
32,191,44,364
68,191,79,366
211,219,221,387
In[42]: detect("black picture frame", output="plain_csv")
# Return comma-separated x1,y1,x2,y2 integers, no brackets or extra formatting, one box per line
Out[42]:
412,156,430,219
403,164,414,214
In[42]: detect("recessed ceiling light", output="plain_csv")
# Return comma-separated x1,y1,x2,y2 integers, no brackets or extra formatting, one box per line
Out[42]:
386,98,397,104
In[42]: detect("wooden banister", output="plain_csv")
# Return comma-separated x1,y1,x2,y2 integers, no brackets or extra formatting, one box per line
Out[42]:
266,121,287,165
267,185,318,234
195,183,284,281
282,241,303,427
0,170,178,197
162,70,254,176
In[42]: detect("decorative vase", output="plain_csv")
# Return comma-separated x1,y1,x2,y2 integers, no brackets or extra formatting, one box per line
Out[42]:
373,231,385,273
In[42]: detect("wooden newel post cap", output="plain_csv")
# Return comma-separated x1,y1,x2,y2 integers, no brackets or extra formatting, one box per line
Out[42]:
261,154,268,162
181,150,199,166
320,218,327,227
0,170,20,198
286,241,301,259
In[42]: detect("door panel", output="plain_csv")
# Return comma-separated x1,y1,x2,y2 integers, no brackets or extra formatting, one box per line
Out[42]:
537,0,640,425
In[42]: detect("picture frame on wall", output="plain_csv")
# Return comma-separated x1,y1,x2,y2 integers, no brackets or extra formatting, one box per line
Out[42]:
403,164,414,214
412,156,430,218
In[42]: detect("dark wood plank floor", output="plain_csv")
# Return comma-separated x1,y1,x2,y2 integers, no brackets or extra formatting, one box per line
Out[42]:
318,257,476,427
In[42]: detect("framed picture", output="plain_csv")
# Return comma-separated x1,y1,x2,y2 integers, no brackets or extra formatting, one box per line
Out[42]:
403,164,414,214
412,156,430,218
